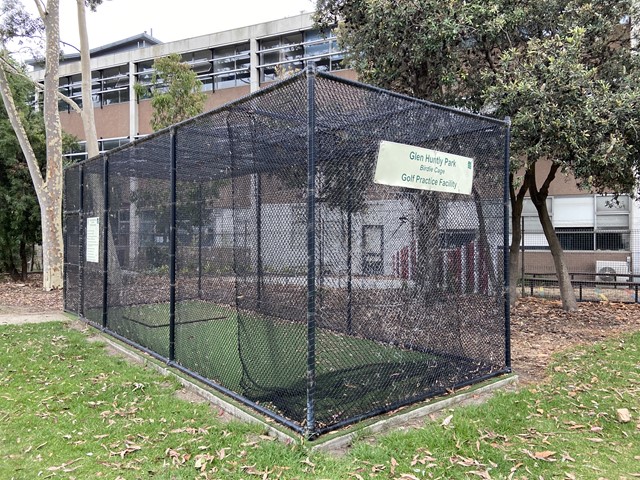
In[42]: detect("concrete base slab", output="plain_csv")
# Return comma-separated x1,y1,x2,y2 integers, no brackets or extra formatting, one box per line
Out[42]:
310,375,518,453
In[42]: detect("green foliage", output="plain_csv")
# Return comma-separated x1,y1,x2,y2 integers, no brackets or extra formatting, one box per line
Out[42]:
488,24,640,194
315,0,640,194
0,65,44,277
138,53,207,131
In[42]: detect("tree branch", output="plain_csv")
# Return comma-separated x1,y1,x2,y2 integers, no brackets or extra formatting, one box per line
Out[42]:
0,56,83,114
33,0,46,19
0,55,44,193
539,162,560,196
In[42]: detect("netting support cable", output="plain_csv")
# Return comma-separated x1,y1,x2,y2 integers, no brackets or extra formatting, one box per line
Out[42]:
503,117,512,371
306,62,318,437
78,165,85,317
169,127,178,362
101,155,109,329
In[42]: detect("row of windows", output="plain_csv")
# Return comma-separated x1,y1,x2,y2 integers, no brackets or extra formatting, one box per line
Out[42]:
519,195,631,251
63,137,130,162
54,29,344,111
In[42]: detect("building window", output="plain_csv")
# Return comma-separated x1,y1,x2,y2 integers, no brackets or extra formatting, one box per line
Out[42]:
62,137,130,163
259,29,344,83
58,74,82,112
213,43,250,89
97,65,130,106
134,60,155,99
362,225,384,275
440,229,476,249
182,49,214,92
59,66,130,110
552,195,630,251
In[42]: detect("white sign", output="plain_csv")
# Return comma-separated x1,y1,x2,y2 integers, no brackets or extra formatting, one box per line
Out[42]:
86,217,100,263
374,141,474,195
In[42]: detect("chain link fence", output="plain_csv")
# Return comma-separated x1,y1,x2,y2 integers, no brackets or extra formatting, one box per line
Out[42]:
516,226,640,303
63,68,510,438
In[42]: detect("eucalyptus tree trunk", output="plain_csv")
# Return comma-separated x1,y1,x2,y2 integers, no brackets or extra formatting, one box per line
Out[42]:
76,0,99,158
0,0,64,291
38,0,65,290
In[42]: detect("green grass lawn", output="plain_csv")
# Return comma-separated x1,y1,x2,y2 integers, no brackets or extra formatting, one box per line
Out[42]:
1,320,638,479
93,300,460,427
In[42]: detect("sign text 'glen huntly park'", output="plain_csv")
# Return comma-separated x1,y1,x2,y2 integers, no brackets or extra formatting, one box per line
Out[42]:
374,140,474,195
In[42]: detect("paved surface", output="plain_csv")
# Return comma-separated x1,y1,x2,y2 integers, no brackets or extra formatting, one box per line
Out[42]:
0,310,68,326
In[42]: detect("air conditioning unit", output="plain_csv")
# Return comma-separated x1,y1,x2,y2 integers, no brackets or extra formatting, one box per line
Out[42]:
595,260,629,283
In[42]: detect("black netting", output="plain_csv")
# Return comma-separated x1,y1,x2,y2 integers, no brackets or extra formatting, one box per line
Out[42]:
63,166,81,314
64,71,509,437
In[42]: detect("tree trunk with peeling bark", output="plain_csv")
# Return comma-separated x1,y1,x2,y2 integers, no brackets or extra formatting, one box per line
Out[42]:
39,0,64,291
0,3,64,291
76,0,99,158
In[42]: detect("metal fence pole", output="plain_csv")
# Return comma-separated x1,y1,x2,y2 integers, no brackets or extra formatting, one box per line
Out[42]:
79,165,85,317
169,128,178,362
102,156,109,329
503,117,512,371
306,63,317,437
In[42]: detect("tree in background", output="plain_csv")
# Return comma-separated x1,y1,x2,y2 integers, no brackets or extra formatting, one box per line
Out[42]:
316,0,640,311
0,65,43,279
137,53,206,131
0,0,106,290
0,0,65,290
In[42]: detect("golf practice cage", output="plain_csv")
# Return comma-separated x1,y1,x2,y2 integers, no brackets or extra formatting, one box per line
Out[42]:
63,67,511,438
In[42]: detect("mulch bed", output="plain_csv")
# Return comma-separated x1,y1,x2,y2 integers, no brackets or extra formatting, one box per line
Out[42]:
0,274,63,312
1,275,639,385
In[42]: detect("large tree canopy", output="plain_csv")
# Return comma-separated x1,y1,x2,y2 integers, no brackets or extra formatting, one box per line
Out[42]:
316,0,640,310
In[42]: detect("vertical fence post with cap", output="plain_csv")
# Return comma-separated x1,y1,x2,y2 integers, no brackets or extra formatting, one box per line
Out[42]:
503,117,512,371
169,127,178,362
79,165,85,317
102,155,109,329
306,62,317,438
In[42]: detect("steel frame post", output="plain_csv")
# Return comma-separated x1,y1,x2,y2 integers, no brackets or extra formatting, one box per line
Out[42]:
102,156,109,329
79,165,85,317
503,117,512,371
169,128,178,362
305,63,317,437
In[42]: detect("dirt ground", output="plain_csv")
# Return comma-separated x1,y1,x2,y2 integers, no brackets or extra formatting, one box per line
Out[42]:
2,275,639,385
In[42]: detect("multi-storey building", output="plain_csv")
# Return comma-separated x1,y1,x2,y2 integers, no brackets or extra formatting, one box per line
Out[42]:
29,13,354,162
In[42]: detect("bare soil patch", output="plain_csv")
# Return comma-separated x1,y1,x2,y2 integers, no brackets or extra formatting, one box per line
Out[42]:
511,296,640,383
2,277,639,385
0,274,62,312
